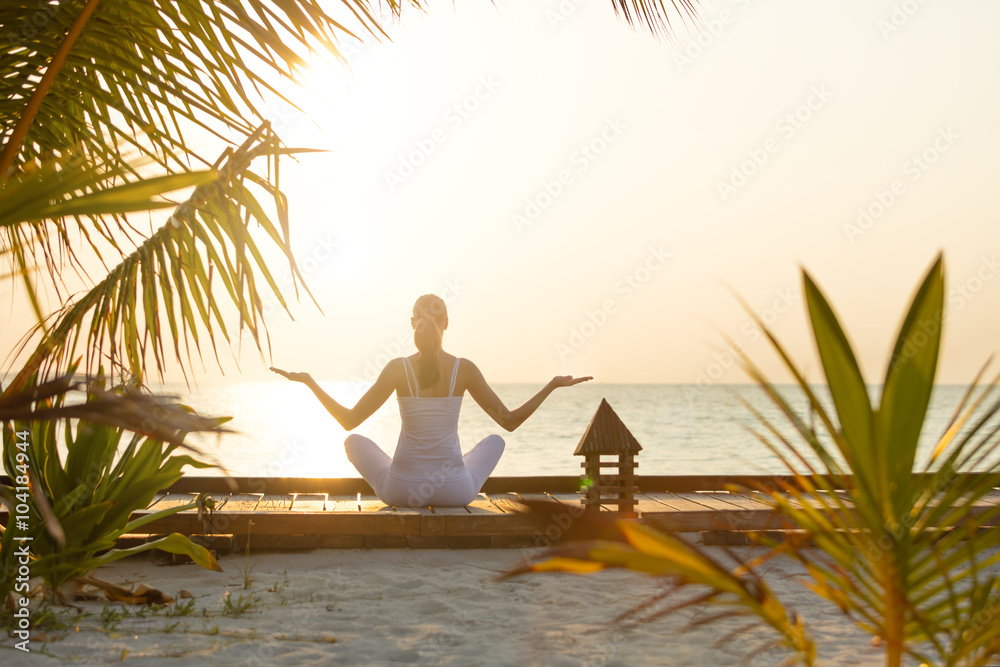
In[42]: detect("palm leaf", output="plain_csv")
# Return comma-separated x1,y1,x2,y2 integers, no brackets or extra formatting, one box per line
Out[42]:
4,125,318,389
504,503,816,666
877,254,944,508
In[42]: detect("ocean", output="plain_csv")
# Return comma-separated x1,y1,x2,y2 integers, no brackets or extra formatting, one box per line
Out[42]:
168,382,994,478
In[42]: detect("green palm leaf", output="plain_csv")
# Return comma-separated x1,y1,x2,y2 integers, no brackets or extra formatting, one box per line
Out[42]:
877,254,944,505
802,271,881,507
5,126,317,388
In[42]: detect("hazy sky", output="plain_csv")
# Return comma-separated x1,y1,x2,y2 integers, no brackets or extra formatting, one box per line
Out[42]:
3,0,999,387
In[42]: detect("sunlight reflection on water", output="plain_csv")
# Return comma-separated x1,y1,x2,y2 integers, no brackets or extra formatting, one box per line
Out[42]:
168,382,985,478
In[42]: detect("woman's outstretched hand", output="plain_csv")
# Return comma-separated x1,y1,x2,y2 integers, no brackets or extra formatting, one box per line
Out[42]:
550,375,593,388
270,367,313,384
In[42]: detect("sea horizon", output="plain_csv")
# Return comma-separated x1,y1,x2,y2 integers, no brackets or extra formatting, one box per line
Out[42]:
160,381,990,479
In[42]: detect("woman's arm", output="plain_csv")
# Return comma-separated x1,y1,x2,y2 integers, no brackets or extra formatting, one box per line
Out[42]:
464,360,591,432
270,361,398,431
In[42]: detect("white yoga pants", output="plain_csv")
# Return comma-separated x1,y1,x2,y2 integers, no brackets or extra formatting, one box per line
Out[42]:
344,434,506,507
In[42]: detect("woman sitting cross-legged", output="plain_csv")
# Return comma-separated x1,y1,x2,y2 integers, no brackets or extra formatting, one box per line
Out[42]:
271,294,591,507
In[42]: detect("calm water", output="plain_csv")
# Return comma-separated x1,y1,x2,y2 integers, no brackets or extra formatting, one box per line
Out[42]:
165,382,995,478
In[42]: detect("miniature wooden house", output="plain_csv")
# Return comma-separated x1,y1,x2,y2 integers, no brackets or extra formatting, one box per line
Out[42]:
574,398,642,516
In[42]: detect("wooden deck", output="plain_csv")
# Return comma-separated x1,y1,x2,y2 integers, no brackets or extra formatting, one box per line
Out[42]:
127,475,1000,550
4,475,999,550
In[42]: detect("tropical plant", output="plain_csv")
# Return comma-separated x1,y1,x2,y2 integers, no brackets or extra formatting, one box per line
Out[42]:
508,254,1000,667
0,0,363,614
0,372,227,604
0,0,369,387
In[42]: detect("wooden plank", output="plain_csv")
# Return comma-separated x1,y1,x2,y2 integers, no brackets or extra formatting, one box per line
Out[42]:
327,494,360,512
517,493,557,504
633,495,678,517
642,510,792,533
814,490,855,509
485,492,525,514
667,492,719,511
408,535,450,548
416,507,447,537
687,492,755,510
291,493,327,512
257,494,293,512
981,489,1000,503
359,496,392,512
138,511,422,536
447,536,492,548
547,493,584,506
145,493,199,513
661,492,722,512
706,492,772,511
365,535,409,548
216,494,261,512
14,472,986,496
443,513,538,536
731,490,784,510
430,506,471,515
466,495,507,515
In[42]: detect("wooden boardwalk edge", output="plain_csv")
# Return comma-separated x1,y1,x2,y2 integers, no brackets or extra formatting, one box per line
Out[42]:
2,475,998,551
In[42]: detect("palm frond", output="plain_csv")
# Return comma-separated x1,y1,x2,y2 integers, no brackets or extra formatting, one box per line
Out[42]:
4,124,317,390
503,503,817,666
0,0,396,174
0,373,230,449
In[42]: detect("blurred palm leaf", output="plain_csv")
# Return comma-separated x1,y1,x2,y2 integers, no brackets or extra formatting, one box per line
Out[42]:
504,500,816,666
0,373,231,450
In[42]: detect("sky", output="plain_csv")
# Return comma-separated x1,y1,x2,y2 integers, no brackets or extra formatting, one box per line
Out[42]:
3,0,1000,387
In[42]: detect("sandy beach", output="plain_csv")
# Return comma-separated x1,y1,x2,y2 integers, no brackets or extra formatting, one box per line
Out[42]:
4,542,888,666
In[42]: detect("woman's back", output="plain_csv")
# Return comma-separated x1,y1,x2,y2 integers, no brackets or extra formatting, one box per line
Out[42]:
391,356,466,481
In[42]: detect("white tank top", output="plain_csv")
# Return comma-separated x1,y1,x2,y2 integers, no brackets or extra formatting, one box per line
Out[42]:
390,357,466,481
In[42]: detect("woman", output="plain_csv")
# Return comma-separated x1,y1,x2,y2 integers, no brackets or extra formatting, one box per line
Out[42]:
271,294,591,507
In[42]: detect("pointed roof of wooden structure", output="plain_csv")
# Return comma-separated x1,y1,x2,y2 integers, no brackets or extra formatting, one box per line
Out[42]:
574,398,643,455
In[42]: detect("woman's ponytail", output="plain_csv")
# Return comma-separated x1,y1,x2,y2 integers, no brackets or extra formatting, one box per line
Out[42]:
412,294,447,389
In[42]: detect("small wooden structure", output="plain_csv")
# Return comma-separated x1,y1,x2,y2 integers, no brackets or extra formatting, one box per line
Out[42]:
574,398,642,516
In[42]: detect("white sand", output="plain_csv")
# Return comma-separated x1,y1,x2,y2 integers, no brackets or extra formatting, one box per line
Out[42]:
4,544,888,666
